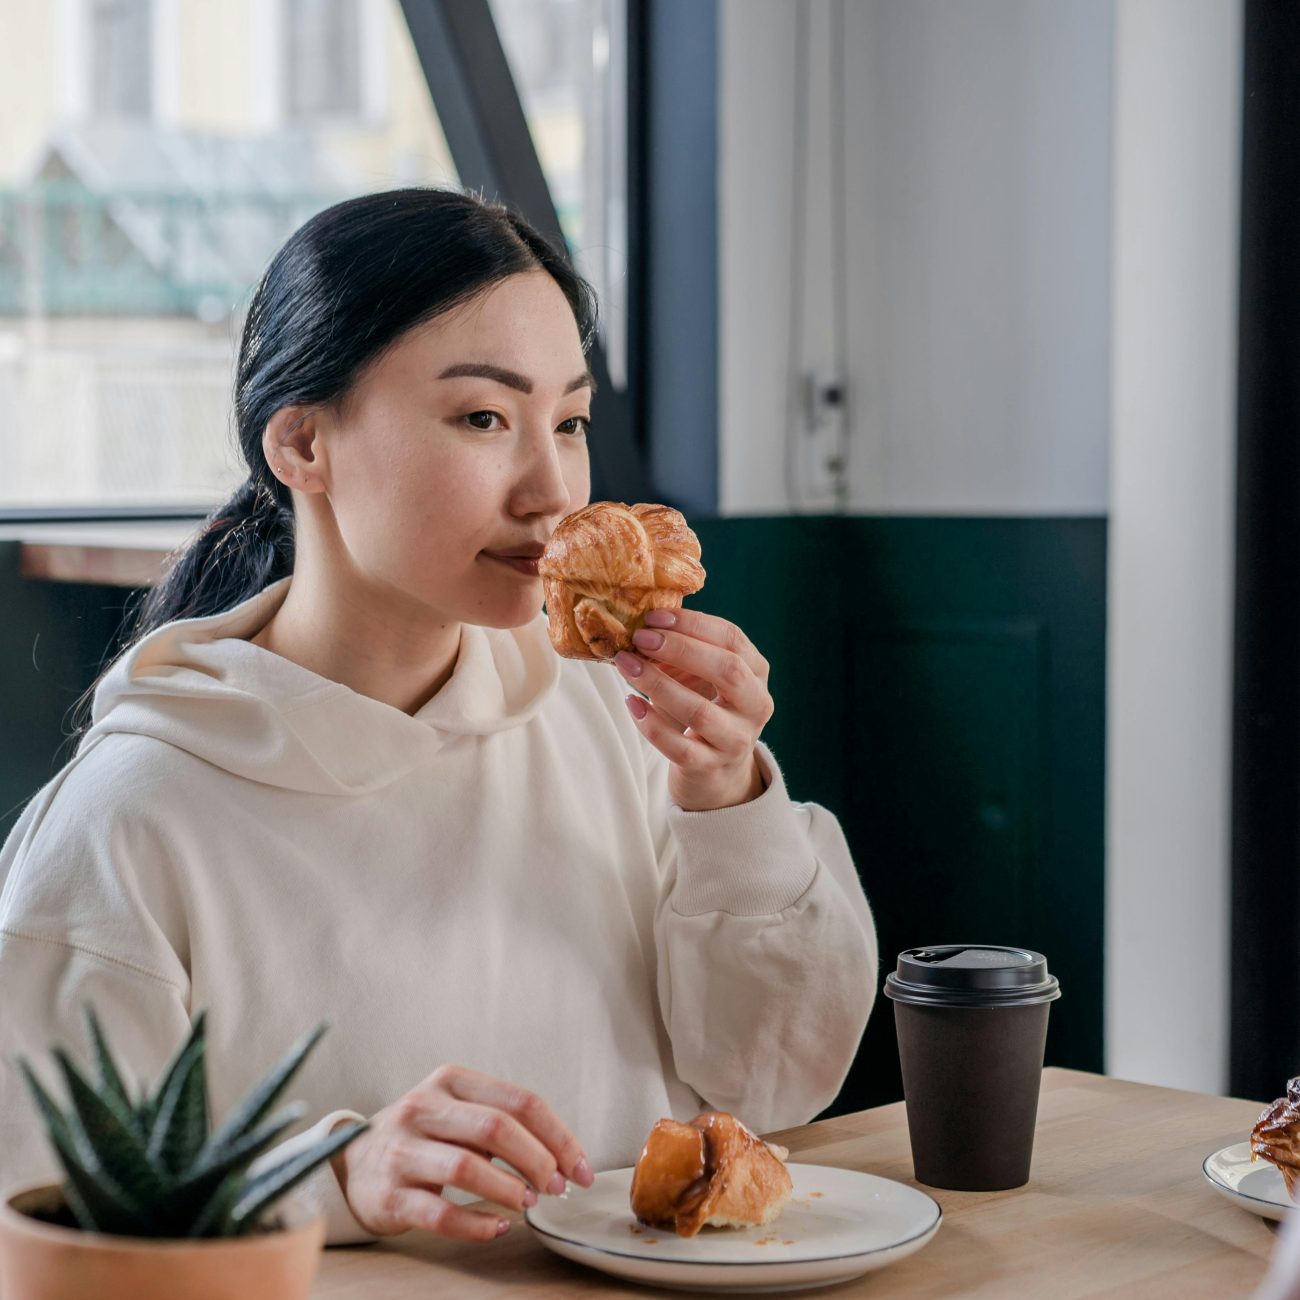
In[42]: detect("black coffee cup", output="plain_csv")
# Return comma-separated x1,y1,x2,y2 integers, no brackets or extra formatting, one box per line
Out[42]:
884,945,1061,1191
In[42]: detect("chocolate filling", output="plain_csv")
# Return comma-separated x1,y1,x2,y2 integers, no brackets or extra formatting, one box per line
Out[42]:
631,1121,720,1230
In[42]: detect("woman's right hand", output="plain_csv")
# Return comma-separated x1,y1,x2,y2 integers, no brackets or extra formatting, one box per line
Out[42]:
330,1064,595,1241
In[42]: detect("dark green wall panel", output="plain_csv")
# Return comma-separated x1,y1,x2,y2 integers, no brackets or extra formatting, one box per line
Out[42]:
689,517,1106,1113
0,543,135,840
858,619,1046,941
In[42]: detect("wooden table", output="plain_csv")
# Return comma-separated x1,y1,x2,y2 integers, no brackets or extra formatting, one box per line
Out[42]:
311,1068,1281,1298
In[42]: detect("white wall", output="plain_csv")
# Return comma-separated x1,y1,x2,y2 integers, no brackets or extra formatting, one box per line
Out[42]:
719,0,1113,516
1106,0,1241,1095
718,0,800,514
719,0,1245,1095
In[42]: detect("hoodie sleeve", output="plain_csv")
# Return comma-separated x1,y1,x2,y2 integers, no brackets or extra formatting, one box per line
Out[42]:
0,782,376,1246
648,742,879,1131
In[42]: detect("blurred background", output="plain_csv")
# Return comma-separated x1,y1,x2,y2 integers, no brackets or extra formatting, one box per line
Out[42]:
0,0,1293,1113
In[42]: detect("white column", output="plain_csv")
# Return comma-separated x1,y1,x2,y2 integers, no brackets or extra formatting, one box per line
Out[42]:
54,0,90,121
249,0,285,131
359,0,389,127
718,0,800,515
1106,0,1242,1094
152,0,182,129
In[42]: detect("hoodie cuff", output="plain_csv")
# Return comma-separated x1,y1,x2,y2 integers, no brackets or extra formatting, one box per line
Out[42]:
258,1109,378,1246
666,743,818,917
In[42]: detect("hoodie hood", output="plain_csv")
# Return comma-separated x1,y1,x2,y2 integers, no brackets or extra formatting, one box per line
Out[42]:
85,579,562,796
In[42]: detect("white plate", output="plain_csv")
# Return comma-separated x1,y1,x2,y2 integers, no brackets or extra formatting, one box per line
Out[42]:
524,1162,941,1294
1203,1142,1297,1222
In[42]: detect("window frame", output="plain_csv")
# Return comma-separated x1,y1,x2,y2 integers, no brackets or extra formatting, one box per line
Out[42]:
397,0,650,503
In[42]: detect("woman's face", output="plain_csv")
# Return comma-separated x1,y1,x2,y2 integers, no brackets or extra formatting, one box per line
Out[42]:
312,270,593,629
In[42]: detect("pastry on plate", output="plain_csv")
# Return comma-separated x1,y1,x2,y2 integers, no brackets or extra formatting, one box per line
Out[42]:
629,1111,793,1237
539,502,705,661
1251,1076,1300,1199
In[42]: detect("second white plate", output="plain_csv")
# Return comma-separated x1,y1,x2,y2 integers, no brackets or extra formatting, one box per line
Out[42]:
1203,1142,1296,1222
524,1162,941,1294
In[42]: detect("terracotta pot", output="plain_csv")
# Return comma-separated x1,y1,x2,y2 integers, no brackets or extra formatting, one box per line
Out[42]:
0,1184,326,1300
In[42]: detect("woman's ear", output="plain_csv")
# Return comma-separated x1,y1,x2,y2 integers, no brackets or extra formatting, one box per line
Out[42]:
262,406,329,496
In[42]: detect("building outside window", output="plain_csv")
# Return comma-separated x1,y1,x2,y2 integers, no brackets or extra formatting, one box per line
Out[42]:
0,0,628,512
0,0,455,510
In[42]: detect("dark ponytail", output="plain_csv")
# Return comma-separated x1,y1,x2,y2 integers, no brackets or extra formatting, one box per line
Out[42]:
134,187,596,635
134,475,295,633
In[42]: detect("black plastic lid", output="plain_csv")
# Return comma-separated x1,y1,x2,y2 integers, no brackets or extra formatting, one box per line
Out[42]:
883,945,1061,1008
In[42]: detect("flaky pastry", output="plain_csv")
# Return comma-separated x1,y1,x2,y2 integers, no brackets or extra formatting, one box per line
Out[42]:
629,1111,793,1237
539,502,705,661
1251,1076,1300,1199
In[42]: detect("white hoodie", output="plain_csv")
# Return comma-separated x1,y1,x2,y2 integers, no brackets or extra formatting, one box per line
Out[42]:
0,579,877,1242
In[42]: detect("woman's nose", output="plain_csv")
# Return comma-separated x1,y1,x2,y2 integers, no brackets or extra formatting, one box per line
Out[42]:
509,430,571,519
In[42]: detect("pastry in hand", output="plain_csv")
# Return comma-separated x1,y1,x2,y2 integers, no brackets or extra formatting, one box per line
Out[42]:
629,1111,793,1237
539,502,705,661
1251,1076,1300,1199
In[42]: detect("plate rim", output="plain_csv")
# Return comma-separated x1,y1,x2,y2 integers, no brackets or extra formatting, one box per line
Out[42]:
523,1163,943,1268
1201,1142,1293,1212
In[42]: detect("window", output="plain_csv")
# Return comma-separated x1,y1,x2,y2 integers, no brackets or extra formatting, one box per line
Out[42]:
285,0,363,122
89,0,153,119
0,0,638,513
489,0,630,390
0,0,455,510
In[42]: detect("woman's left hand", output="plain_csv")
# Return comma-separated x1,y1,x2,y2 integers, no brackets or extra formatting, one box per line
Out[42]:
614,607,774,812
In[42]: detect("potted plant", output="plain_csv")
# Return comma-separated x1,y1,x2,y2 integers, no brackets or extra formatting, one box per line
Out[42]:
0,1008,366,1300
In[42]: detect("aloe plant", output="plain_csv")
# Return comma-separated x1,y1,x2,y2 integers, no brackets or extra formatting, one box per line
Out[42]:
17,1007,366,1238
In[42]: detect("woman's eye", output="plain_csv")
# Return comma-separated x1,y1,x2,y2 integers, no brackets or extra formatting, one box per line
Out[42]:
464,411,500,431
558,416,591,437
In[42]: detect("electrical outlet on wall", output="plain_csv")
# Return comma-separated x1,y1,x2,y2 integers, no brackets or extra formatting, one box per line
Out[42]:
797,368,850,510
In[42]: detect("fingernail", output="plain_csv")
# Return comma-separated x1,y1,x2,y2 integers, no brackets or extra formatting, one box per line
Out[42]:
522,1187,538,1207
614,651,643,678
497,1219,511,1237
644,609,677,628
625,695,648,721
574,1158,594,1187
632,629,664,652
547,1171,568,1196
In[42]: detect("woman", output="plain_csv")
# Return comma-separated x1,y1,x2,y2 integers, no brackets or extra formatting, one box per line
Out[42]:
0,189,877,1244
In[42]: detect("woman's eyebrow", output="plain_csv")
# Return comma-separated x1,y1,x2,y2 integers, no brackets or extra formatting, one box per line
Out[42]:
437,362,597,396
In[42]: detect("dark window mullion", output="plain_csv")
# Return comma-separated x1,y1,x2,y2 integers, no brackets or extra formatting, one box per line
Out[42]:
398,0,649,502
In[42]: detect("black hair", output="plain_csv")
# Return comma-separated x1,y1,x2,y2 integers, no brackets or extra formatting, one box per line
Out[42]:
136,187,597,636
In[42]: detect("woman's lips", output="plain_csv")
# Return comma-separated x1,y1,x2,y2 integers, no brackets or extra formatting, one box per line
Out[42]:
484,553,541,577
